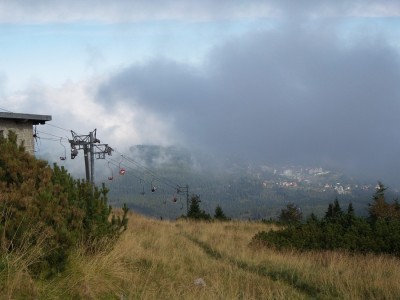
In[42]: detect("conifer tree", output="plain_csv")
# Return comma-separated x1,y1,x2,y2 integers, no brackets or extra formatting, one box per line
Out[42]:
324,198,343,222
369,182,391,221
187,195,211,220
347,202,355,215
214,205,229,221
279,203,302,224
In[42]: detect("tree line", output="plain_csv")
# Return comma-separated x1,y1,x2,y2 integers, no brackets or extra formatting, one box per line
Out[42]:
185,194,230,221
254,182,400,255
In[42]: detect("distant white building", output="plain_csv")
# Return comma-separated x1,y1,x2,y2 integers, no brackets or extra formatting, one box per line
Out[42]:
335,185,345,194
309,167,323,175
0,112,52,154
282,169,293,177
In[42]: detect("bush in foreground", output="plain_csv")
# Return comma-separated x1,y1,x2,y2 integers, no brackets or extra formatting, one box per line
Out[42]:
0,131,128,277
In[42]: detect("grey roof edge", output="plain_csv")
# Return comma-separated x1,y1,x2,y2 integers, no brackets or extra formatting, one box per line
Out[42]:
0,112,52,125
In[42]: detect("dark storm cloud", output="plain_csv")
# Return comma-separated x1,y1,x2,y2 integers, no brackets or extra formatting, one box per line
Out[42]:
97,22,400,184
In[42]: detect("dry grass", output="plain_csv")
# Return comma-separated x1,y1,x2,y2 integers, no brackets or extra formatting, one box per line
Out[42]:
3,212,400,299
0,225,50,299
179,218,400,299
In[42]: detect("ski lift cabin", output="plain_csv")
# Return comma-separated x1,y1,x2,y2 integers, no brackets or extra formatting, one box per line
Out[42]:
0,112,52,154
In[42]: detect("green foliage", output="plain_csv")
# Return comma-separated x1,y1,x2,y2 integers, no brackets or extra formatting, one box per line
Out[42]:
368,182,400,221
214,205,230,221
187,195,211,220
324,198,343,221
0,131,128,276
279,203,302,224
254,195,400,256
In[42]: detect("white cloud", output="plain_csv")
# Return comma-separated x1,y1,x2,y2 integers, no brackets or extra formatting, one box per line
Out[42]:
1,1,399,24
1,76,175,158
0,1,275,23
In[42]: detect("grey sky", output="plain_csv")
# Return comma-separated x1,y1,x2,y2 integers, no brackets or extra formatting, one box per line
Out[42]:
96,11,400,184
1,1,400,185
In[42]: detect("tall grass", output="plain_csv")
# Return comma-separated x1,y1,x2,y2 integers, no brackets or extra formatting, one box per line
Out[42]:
181,219,400,299
2,212,400,299
0,225,50,299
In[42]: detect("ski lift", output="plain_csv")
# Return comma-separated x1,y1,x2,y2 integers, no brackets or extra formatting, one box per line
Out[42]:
151,179,157,193
59,138,67,160
32,126,41,152
118,156,126,175
139,179,145,195
32,125,38,144
171,195,183,209
107,161,114,181
70,144,78,159
119,168,126,175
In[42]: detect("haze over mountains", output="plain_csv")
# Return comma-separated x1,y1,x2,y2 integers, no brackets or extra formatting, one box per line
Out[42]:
104,144,386,220
3,1,400,191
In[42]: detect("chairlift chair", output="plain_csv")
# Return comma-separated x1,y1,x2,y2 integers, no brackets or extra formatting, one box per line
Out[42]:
59,138,67,160
118,156,126,175
139,179,145,195
107,161,114,180
151,179,157,193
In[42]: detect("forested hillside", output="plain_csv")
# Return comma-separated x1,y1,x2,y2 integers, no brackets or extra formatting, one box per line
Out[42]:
104,145,381,220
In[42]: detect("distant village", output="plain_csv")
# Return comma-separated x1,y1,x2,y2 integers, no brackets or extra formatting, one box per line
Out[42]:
258,166,376,195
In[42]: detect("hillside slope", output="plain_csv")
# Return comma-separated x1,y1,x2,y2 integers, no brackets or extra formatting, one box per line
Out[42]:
9,211,399,299
103,145,378,220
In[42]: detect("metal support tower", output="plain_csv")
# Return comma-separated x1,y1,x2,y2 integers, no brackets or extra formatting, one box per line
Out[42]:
177,185,190,215
69,129,113,186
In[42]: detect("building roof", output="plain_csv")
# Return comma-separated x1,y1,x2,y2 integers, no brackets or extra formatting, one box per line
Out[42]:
0,112,52,125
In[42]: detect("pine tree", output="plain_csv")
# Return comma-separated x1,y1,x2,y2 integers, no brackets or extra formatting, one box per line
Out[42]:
279,203,302,224
324,198,343,222
347,202,355,216
369,182,391,221
214,205,229,221
342,202,356,228
187,195,211,220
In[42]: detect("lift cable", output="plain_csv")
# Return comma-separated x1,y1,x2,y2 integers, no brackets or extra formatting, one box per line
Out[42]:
105,157,153,186
113,150,181,191
37,130,69,141
39,124,189,197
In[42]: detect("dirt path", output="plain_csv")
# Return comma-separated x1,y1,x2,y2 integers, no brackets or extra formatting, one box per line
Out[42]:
182,233,335,299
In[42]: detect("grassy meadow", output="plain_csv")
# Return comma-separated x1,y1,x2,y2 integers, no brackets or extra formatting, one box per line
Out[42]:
2,211,400,299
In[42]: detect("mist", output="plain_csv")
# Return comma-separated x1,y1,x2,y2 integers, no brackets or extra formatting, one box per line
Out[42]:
2,1,400,187
95,19,400,186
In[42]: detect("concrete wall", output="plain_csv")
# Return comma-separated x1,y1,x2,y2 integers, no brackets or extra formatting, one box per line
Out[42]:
0,119,35,154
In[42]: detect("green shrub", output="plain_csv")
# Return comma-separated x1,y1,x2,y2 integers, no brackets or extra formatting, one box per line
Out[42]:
253,197,400,256
0,131,128,277
279,202,302,224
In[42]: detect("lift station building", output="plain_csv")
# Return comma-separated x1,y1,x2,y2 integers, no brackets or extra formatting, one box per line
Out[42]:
0,112,52,154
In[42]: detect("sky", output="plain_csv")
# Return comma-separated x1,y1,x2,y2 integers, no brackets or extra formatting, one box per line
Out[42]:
1,1,400,185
